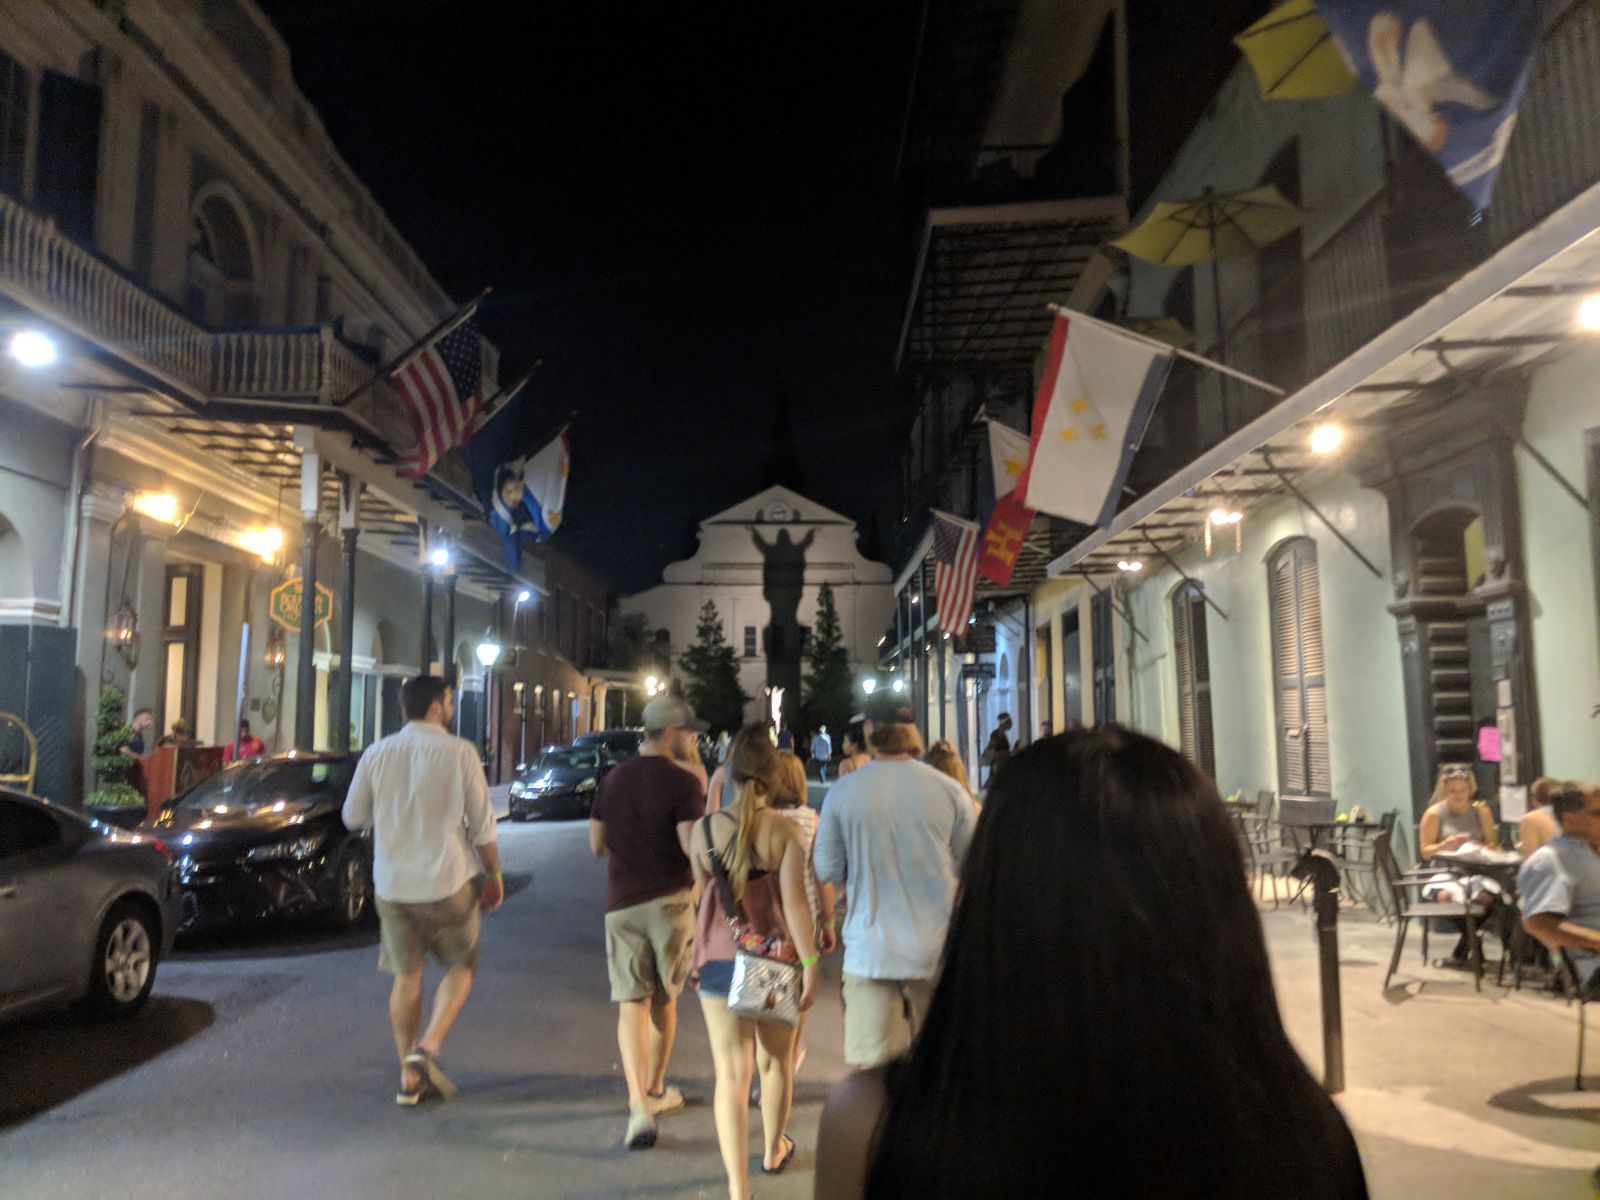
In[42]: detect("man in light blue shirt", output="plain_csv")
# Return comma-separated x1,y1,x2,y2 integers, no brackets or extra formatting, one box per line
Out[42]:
1519,784,1600,986
810,725,834,783
815,700,977,1068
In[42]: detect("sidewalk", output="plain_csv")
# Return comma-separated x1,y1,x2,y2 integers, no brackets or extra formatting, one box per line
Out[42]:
490,782,511,820
1264,900,1597,1198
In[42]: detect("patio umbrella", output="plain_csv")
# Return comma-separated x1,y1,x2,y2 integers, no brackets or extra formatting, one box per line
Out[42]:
1111,185,1308,340
1116,315,1194,349
1233,0,1357,100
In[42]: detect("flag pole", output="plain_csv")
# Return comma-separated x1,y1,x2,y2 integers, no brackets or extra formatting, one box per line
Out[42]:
336,287,491,408
467,360,542,436
1047,303,1285,398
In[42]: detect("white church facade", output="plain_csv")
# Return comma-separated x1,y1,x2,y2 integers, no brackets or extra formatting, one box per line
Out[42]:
624,486,895,728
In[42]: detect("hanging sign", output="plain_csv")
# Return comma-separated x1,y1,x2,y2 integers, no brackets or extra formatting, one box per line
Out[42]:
269,579,334,633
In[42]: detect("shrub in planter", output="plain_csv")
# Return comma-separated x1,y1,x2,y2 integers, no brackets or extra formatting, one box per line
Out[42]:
87,686,146,827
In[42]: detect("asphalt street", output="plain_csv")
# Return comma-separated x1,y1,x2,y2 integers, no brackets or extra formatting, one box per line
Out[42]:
0,815,845,1200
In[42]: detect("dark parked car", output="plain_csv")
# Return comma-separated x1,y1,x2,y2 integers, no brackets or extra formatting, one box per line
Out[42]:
0,787,181,1024
509,745,613,820
146,752,372,932
570,729,643,762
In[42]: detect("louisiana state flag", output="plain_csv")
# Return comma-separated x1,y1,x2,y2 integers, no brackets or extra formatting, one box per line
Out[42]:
1319,0,1543,209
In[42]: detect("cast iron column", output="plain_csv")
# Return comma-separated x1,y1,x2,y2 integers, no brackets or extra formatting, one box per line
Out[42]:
294,515,320,750
443,571,457,686
334,528,358,750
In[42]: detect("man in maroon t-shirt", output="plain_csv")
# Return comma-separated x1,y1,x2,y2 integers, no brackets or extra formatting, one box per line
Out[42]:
589,694,708,1149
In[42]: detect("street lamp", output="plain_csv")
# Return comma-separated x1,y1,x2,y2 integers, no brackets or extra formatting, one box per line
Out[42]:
429,544,451,569
476,634,503,668
861,677,877,695
8,330,58,368
891,679,905,694
645,674,661,697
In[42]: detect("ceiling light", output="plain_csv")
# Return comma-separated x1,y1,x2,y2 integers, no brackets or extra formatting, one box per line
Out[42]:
240,526,283,562
9,330,58,368
1578,293,1600,331
428,545,450,568
861,678,877,695
1209,508,1243,525
910,595,920,605
132,492,179,524
1309,422,1343,454
1117,559,1144,572
516,589,531,603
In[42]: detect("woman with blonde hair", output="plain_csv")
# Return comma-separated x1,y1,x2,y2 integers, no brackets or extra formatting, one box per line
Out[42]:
689,731,820,1197
925,739,977,805
1417,764,1501,968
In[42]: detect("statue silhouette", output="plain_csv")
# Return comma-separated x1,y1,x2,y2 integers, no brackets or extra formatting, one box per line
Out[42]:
752,527,815,729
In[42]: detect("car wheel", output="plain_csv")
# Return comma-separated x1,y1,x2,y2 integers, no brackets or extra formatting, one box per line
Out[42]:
328,844,373,931
81,901,158,1020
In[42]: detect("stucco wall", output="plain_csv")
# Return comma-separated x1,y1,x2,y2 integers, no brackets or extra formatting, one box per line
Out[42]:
1119,472,1410,822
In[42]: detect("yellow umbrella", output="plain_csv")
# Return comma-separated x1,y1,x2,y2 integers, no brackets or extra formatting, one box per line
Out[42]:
1117,315,1194,349
1233,0,1357,100
1112,186,1309,339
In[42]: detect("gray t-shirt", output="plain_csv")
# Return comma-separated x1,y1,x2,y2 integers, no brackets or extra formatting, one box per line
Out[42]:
1519,835,1600,982
814,758,977,981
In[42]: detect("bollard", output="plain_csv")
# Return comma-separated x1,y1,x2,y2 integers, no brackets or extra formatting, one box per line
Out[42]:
1291,848,1345,1094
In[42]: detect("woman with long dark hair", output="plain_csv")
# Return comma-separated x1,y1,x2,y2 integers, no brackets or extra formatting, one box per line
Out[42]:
815,726,1367,1199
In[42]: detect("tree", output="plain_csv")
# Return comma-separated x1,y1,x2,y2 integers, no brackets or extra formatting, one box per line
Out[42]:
86,685,144,810
802,582,853,739
678,600,749,736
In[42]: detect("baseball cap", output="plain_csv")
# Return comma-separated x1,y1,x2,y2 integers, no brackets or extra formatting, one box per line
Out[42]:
641,694,709,734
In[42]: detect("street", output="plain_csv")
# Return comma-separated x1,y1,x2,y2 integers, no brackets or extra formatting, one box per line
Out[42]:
4,809,1597,1199
0,816,842,1200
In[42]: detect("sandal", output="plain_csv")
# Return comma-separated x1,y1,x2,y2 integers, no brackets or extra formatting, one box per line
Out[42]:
762,1134,796,1174
403,1048,457,1099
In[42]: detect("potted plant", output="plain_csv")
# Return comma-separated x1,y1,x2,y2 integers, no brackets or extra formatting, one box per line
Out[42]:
86,686,147,830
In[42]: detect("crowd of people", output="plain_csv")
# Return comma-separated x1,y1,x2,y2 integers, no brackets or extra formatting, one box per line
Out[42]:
337,675,1395,1199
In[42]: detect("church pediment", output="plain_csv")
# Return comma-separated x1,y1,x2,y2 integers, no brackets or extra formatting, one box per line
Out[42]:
700,484,853,529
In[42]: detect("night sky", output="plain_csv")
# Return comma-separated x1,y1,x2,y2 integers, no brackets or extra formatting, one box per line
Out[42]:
260,0,1261,595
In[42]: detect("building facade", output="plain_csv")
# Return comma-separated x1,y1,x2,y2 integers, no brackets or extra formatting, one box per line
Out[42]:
624,485,895,730
0,0,606,804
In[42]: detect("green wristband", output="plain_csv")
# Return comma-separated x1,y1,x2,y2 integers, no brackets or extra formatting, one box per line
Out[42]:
487,870,504,879
799,954,820,968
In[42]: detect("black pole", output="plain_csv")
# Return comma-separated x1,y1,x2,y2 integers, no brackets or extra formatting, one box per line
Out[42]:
333,527,358,751
443,574,457,687
420,575,434,673
294,517,320,750
1293,849,1347,1094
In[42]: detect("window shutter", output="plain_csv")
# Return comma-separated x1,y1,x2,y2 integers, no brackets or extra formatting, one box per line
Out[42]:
1171,584,1215,778
1268,540,1329,796
36,70,101,245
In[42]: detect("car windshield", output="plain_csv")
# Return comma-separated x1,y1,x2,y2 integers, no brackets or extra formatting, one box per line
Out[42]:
532,748,599,772
174,759,353,813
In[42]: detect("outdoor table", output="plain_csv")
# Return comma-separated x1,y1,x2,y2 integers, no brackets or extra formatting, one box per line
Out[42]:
1432,844,1528,987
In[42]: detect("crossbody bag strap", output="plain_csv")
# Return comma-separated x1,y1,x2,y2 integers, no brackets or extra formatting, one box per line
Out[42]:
702,812,742,926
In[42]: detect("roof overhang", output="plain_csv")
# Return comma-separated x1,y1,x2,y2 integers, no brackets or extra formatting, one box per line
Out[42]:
1049,174,1600,576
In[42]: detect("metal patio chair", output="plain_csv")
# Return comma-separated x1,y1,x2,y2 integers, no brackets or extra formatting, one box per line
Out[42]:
1555,949,1597,1091
1375,830,1483,992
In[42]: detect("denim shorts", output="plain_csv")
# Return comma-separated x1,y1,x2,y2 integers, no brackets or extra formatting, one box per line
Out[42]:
697,958,735,997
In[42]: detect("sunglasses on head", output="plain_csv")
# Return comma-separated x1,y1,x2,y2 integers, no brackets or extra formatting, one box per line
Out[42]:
1438,766,1473,780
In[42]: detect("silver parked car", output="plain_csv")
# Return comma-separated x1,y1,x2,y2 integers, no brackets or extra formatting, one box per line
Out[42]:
0,787,182,1024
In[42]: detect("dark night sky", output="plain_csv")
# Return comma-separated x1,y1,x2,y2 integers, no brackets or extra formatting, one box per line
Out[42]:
259,0,1262,595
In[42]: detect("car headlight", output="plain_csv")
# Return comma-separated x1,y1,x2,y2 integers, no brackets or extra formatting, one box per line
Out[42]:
244,832,328,863
509,784,526,798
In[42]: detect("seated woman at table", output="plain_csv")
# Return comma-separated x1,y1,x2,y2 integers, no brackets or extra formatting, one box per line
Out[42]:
1419,764,1499,857
1519,777,1562,858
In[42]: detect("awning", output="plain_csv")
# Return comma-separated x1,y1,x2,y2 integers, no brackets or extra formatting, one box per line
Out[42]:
1049,175,1600,576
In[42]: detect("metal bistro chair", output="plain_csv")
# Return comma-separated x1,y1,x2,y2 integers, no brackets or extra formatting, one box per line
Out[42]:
0,712,37,794
1254,789,1275,817
1555,948,1597,1091
1239,811,1301,909
1374,830,1483,993
1327,810,1399,915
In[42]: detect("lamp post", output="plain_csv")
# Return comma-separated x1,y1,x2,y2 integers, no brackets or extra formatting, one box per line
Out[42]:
476,632,502,776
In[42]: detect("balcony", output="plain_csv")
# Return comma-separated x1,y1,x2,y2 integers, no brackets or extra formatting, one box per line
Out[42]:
0,190,470,498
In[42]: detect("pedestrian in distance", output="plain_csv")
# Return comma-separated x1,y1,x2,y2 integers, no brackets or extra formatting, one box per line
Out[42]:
810,724,833,783
119,708,154,758
588,694,709,1149
341,675,504,1107
777,723,795,753
688,733,820,1198
706,725,772,814
814,697,977,1070
835,725,871,778
224,719,265,762
772,749,838,1076
925,739,978,808
815,726,1370,1200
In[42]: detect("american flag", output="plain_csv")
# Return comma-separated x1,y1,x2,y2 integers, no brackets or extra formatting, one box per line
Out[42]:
393,318,484,477
930,510,980,634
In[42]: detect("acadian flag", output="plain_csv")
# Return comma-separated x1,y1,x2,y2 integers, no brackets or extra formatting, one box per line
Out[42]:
1318,0,1542,209
486,425,571,571
1019,313,1173,527
977,420,1035,586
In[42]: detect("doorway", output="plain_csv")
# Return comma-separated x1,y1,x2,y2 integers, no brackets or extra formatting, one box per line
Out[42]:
158,564,204,736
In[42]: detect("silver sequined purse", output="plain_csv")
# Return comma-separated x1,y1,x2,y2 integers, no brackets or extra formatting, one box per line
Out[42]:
704,816,803,1028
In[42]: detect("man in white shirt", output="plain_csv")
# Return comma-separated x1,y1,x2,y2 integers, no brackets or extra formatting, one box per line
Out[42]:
343,675,503,1106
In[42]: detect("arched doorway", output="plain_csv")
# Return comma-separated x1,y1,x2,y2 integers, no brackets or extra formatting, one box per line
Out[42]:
186,187,258,325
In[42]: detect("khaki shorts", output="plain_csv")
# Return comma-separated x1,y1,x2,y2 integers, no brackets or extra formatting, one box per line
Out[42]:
842,973,935,1068
376,879,481,975
605,890,695,1003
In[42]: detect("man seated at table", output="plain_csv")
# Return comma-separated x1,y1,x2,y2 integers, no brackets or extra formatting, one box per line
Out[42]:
1519,783,1600,987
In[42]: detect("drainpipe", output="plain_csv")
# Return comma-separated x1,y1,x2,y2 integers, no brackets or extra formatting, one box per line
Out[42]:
59,397,101,631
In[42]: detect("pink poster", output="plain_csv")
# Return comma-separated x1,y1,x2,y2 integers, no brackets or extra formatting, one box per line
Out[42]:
1477,724,1501,763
